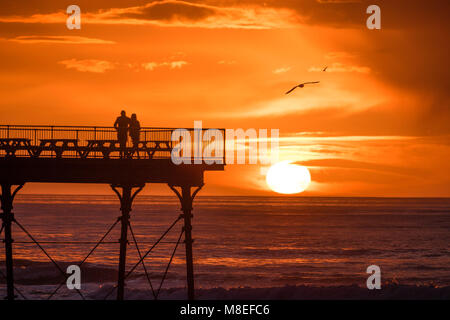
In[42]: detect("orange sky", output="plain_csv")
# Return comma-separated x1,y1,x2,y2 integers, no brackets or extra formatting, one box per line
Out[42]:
0,0,449,197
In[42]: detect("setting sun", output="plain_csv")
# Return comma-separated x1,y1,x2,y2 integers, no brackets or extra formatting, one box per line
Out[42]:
266,161,311,194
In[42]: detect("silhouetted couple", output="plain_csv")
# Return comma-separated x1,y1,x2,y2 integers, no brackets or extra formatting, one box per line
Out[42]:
114,110,140,157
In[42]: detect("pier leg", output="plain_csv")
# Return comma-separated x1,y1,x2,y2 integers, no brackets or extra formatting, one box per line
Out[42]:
170,184,203,300
117,186,131,301
111,184,144,300
0,183,24,300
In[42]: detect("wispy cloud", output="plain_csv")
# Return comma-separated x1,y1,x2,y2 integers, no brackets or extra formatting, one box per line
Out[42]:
57,58,188,73
59,59,115,73
4,35,115,45
309,62,370,74
0,12,64,24
0,1,299,29
273,67,291,74
317,0,362,3
324,51,356,60
279,134,416,143
218,60,237,65
142,60,188,71
216,84,383,118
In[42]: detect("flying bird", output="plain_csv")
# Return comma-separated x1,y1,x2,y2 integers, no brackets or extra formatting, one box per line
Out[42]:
323,66,328,72
285,81,320,95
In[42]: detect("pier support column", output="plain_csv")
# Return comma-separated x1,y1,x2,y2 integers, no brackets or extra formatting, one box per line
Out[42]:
0,183,24,300
111,184,144,300
169,184,203,300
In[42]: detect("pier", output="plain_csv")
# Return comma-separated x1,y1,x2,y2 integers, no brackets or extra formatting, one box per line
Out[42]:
0,125,225,300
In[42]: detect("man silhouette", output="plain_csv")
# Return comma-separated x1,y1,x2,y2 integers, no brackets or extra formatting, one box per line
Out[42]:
114,110,130,158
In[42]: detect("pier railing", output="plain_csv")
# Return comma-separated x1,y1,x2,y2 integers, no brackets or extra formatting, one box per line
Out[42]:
0,125,225,162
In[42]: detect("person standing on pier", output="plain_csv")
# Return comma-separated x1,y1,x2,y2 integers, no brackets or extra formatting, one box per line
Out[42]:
129,113,141,148
114,110,130,158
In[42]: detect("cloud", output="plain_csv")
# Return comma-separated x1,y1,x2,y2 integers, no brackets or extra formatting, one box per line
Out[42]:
0,1,299,29
295,158,418,177
309,62,370,74
324,51,356,60
57,58,187,73
4,35,115,45
273,67,291,74
279,135,416,145
316,0,362,3
1,0,447,31
169,61,188,68
218,60,237,65
200,0,447,30
0,12,64,24
215,84,383,118
142,60,188,71
209,0,364,28
59,59,115,73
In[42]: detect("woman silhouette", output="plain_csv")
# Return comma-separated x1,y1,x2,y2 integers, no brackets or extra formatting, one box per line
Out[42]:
129,113,141,148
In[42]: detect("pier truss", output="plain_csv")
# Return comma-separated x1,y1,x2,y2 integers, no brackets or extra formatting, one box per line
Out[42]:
0,125,225,300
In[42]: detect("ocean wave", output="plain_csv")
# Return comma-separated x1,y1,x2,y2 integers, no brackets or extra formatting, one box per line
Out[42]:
1,283,449,300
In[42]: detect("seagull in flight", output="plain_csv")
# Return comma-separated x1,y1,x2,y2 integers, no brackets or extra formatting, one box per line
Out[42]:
323,66,328,72
285,81,320,95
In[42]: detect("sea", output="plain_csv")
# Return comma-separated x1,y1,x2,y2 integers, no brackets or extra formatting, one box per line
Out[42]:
0,195,449,299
